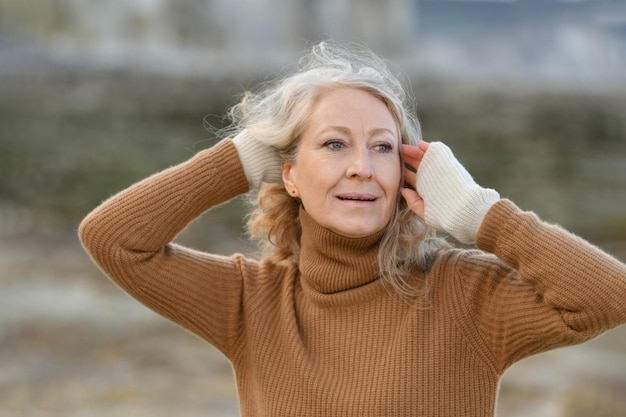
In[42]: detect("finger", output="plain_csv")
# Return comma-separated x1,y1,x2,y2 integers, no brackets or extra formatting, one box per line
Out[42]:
402,140,429,154
401,144,422,168
403,168,416,189
401,141,430,169
400,187,425,219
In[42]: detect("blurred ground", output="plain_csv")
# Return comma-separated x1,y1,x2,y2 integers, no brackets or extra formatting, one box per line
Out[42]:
0,234,239,417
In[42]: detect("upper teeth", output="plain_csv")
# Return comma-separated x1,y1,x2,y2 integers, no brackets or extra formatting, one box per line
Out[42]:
341,196,372,201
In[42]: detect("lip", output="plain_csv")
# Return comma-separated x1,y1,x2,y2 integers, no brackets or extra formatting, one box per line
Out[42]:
335,193,379,206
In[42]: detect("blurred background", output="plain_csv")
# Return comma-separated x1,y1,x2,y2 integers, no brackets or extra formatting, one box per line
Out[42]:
1,0,625,416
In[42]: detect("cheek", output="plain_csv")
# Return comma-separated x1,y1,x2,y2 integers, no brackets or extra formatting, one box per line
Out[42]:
377,159,402,191
297,171,330,201
290,162,323,199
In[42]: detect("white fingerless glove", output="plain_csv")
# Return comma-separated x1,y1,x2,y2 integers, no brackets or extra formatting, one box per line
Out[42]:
232,130,283,189
415,142,500,243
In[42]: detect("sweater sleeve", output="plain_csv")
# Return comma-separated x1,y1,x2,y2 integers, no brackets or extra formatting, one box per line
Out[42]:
78,139,251,356
451,199,626,372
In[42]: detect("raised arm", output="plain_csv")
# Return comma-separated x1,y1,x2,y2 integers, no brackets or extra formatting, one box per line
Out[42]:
405,141,626,371
467,199,626,369
79,140,252,354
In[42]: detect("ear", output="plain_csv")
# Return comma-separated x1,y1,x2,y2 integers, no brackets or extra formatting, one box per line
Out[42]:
281,161,299,197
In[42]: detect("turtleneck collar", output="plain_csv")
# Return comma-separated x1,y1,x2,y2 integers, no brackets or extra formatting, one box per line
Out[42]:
298,206,384,295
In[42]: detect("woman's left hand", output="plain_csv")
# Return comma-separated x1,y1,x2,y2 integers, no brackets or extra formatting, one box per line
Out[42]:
400,141,430,220
400,140,500,244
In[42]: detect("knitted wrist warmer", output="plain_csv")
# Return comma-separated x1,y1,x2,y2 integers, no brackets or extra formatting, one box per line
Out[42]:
231,131,283,189
415,142,500,243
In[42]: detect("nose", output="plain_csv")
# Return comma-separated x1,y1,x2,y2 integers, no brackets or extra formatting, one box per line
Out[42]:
346,147,373,180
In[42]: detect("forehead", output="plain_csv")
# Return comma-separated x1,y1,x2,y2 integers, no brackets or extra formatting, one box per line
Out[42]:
307,87,398,131
299,88,401,148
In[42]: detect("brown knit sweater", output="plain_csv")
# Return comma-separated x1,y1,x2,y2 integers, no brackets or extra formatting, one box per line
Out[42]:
79,139,626,417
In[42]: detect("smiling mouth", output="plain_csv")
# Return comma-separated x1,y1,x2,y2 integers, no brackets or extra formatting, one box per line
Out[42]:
337,196,377,202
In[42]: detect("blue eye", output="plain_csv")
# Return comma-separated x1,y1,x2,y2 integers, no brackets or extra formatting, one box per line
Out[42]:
325,140,344,150
374,143,393,153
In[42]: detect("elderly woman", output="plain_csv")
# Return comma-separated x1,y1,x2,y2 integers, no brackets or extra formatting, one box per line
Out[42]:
79,42,626,417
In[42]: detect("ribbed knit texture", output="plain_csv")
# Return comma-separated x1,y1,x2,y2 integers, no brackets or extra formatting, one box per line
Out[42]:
416,141,500,243
79,139,626,417
232,130,283,188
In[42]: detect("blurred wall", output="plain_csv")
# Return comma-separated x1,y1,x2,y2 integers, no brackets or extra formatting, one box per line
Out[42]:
1,0,625,84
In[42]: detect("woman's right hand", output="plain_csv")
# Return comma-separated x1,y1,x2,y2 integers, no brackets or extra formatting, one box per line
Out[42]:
232,130,283,189
400,140,429,220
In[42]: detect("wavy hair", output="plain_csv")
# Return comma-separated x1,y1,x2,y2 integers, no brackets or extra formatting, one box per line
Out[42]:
225,41,449,300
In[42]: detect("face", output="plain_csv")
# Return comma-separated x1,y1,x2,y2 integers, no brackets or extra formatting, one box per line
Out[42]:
282,87,402,238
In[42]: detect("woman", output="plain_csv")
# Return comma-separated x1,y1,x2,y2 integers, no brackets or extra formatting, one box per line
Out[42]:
79,42,626,417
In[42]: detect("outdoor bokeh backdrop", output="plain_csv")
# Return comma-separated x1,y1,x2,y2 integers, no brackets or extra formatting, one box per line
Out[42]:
1,1,625,416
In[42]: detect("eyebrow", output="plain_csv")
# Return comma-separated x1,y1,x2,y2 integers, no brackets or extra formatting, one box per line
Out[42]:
320,125,397,138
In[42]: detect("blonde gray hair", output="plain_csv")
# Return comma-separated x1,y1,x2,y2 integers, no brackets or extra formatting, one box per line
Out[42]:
227,41,449,300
